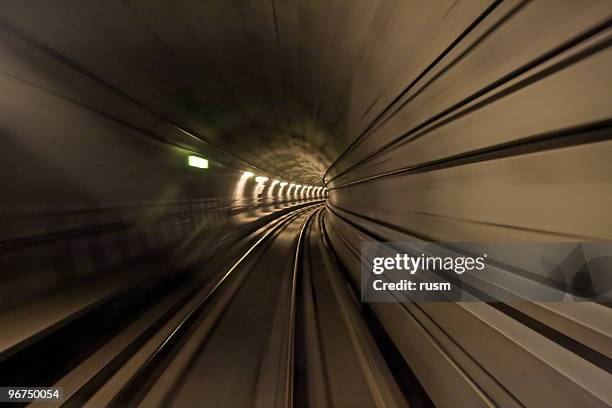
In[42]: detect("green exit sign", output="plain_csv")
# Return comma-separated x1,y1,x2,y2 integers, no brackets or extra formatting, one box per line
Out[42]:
187,155,208,169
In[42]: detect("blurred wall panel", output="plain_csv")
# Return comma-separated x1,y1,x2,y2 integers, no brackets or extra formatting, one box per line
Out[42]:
326,1,612,407
0,65,240,310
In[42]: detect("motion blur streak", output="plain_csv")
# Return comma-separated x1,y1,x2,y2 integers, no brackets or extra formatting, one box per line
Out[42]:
0,1,611,408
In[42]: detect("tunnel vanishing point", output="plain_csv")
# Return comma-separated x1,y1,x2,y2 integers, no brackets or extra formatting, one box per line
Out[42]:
0,1,611,408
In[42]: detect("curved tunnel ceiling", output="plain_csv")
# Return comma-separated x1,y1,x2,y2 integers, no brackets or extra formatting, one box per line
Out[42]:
0,1,495,186
1,0,397,185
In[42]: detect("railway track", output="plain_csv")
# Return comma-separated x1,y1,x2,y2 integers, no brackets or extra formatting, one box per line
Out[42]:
1,203,423,407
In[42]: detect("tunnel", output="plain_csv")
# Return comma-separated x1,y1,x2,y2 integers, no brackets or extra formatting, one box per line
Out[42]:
0,1,611,407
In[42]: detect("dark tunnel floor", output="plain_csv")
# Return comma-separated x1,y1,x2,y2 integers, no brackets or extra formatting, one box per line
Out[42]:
0,204,429,408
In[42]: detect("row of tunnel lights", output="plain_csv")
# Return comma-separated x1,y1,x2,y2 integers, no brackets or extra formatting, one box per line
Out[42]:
242,171,328,197
186,155,328,198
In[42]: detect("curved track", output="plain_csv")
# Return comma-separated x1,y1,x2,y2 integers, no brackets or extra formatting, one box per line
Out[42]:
2,203,425,408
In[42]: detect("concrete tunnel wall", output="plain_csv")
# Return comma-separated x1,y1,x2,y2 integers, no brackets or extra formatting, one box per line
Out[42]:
327,0,612,238
0,1,610,407
0,80,319,310
322,2,612,407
